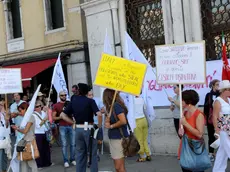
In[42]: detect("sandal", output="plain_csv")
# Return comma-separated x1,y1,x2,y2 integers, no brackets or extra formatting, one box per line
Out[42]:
136,158,146,162
146,156,152,161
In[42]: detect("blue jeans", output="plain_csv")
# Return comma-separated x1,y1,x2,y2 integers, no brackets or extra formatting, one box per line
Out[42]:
75,128,98,172
0,149,7,171
59,126,76,163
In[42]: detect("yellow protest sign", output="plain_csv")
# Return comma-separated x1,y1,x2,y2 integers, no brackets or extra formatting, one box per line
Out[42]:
94,53,147,95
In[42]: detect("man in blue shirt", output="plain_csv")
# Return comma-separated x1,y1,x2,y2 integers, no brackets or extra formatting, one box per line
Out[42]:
60,83,102,172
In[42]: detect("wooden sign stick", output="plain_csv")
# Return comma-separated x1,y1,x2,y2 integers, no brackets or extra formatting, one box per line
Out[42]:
108,90,118,118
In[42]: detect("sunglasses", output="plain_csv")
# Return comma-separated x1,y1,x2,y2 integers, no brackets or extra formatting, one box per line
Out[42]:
173,86,177,90
225,89,230,91
35,105,41,108
60,94,67,97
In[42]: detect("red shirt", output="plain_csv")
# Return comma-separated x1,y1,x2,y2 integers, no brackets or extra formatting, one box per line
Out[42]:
53,102,72,126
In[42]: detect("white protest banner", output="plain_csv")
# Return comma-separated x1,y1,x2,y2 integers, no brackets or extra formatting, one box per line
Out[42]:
148,60,223,106
0,68,22,94
155,41,206,84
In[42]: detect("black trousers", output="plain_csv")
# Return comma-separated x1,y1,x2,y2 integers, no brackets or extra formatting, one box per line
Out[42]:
35,134,52,168
174,118,181,138
207,122,215,153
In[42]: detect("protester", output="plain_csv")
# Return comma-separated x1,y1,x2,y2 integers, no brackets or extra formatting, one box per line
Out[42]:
36,92,45,108
52,91,76,168
71,85,79,96
103,89,128,172
60,83,102,172
0,98,11,172
168,84,184,138
134,95,151,162
11,102,38,172
87,89,105,161
203,79,220,162
213,80,230,171
179,90,205,172
22,95,29,103
33,101,52,169
10,93,25,126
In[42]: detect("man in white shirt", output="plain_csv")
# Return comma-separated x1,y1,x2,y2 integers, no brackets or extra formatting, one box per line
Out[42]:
10,93,25,126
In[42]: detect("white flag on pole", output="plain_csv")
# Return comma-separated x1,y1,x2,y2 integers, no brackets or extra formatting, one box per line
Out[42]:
51,53,70,101
8,84,41,172
125,32,156,124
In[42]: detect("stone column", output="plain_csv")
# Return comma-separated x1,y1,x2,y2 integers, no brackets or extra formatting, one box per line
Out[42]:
81,0,121,97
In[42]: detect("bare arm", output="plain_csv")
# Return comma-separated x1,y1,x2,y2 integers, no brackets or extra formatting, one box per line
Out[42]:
52,111,62,121
15,122,33,134
183,113,204,139
213,101,221,133
96,111,102,128
105,113,127,129
60,112,74,124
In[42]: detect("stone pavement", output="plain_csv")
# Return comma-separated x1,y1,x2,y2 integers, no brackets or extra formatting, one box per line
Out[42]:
40,145,230,172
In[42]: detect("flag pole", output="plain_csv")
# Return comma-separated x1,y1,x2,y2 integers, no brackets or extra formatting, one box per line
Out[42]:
46,84,52,108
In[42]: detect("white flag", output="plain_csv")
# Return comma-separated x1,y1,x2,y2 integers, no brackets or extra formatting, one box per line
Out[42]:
8,85,41,172
51,53,70,101
125,32,156,123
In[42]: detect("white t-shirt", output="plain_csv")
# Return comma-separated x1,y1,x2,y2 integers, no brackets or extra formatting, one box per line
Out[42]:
134,97,145,119
33,111,48,134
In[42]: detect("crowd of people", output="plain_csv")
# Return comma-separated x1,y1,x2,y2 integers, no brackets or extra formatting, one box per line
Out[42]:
0,79,229,172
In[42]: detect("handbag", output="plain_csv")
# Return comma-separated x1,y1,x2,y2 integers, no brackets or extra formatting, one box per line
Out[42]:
112,111,140,157
16,139,27,152
34,112,54,143
180,135,212,171
17,139,40,161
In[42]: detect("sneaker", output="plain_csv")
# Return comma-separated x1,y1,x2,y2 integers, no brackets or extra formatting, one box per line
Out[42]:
71,161,76,166
64,162,70,168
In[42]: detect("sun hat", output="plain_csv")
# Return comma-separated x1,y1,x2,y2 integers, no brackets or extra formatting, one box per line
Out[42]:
37,92,44,97
219,80,230,90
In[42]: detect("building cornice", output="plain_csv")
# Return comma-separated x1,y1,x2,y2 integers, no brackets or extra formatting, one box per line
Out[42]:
81,0,119,17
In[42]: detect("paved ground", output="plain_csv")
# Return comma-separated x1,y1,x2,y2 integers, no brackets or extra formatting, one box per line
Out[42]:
39,145,230,172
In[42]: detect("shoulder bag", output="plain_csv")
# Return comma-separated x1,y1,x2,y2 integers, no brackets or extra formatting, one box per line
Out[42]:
17,139,40,161
34,112,54,143
180,134,211,171
112,111,140,157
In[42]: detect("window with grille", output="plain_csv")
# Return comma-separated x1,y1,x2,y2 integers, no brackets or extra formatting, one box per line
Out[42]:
125,0,165,66
201,0,230,60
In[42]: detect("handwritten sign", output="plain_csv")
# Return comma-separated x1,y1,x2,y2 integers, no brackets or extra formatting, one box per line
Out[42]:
155,41,206,84
94,53,147,95
0,68,22,94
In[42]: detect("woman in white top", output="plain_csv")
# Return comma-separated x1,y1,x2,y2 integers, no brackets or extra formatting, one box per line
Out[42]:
134,96,151,162
213,80,230,171
33,101,52,169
